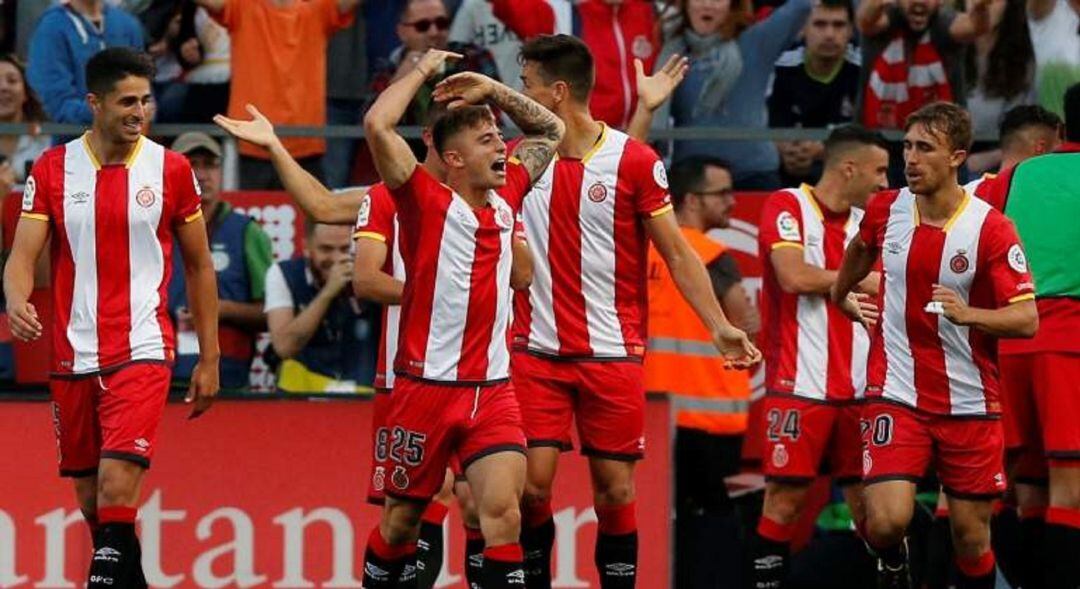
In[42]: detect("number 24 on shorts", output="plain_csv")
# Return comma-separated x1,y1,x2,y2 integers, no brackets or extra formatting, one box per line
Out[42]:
767,408,802,441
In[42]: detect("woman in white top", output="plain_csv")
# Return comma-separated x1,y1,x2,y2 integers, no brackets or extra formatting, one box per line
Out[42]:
0,55,50,191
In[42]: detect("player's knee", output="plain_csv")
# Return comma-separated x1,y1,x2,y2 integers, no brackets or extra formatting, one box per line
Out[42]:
865,510,908,547
480,499,522,537
1049,466,1080,510
381,501,424,545
96,471,139,507
762,489,805,526
592,474,635,507
950,519,991,557
523,482,553,507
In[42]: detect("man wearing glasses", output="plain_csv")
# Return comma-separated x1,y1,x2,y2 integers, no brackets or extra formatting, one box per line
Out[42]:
365,0,499,131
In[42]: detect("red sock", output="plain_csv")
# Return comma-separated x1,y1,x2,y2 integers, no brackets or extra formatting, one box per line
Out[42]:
422,501,449,526
97,506,136,525
367,526,416,561
757,516,796,543
1047,506,1080,529
524,499,554,528
595,502,636,536
955,550,996,578
484,543,524,562
465,526,484,541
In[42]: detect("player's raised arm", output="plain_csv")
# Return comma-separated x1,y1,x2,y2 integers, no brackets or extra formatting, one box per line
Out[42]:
214,105,366,225
627,55,688,143
364,49,462,189
3,217,49,341
434,72,565,182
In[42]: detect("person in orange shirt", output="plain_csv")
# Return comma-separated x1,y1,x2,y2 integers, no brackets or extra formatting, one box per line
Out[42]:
195,0,359,189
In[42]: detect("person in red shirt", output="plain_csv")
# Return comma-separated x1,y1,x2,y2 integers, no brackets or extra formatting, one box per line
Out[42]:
4,48,219,589
833,102,1038,589
359,48,563,589
511,34,759,589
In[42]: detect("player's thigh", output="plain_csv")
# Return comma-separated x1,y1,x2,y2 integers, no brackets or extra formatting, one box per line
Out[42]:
932,416,1007,500
50,377,101,477
859,401,932,489
841,483,867,525
761,395,834,484
97,364,171,469
1035,353,1080,465
383,380,460,502
575,360,645,461
511,352,575,451
458,381,528,499
465,448,527,545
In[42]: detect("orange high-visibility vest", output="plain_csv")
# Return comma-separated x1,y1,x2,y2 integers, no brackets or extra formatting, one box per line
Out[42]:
644,227,751,435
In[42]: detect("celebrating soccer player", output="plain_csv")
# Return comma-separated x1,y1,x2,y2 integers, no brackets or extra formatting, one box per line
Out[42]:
831,102,1039,589
510,35,759,589
4,48,220,588
356,48,563,589
747,124,890,589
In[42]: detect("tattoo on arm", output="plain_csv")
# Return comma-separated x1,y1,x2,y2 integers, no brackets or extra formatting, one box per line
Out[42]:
491,85,564,181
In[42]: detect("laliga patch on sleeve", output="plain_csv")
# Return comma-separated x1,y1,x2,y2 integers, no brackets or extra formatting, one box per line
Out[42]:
653,161,669,189
776,211,801,242
192,169,202,197
21,175,36,211
356,194,371,227
1007,244,1027,273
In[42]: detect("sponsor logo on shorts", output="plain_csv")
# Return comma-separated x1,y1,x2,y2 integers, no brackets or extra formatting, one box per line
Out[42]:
754,555,784,571
134,438,150,452
372,466,385,491
391,465,410,490
994,472,1006,490
771,443,789,468
93,547,121,563
506,569,526,584
606,563,636,577
949,249,969,273
588,182,608,203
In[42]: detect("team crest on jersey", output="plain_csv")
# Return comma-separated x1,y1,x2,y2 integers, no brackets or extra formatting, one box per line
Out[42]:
632,35,653,60
587,182,609,203
949,249,969,273
776,211,801,242
771,443,789,468
496,206,514,229
1008,244,1027,273
653,161,669,189
372,466,386,491
392,465,410,490
22,175,36,211
357,195,371,227
136,187,156,208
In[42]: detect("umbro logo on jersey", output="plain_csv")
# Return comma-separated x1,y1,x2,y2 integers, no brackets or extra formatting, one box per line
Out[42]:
885,241,904,255
69,191,90,204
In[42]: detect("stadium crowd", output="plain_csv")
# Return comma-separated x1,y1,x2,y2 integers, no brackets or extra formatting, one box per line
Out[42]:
1,1,1080,589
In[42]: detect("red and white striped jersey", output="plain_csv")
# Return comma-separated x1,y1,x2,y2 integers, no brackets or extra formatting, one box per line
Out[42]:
964,172,1007,210
859,188,1035,416
353,182,404,390
391,163,531,384
21,135,203,376
513,125,672,359
759,184,871,402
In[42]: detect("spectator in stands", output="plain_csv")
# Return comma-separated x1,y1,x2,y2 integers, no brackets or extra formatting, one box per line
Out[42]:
195,0,359,189
178,3,232,124
488,0,659,129
168,132,273,390
768,0,860,187
450,0,522,94
965,0,1036,174
27,0,144,124
1027,0,1080,118
264,221,379,394
856,0,993,130
654,0,813,190
324,14,367,189
0,55,49,188
366,0,498,129
148,8,187,123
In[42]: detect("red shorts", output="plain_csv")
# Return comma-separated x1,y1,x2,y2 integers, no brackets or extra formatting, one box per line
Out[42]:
761,395,863,485
1000,352,1080,482
861,401,1007,499
512,352,645,460
383,378,526,501
367,389,393,505
50,363,171,477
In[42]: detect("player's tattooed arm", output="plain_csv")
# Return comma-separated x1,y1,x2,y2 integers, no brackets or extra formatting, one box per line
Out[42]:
434,72,565,182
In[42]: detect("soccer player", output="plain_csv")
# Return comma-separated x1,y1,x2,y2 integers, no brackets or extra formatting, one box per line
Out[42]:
359,48,563,589
748,124,890,589
512,35,759,588
3,47,219,588
832,102,1039,589
990,84,1080,589
963,105,1062,208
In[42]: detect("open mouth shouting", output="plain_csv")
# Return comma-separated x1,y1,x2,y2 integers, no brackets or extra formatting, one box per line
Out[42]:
491,157,507,174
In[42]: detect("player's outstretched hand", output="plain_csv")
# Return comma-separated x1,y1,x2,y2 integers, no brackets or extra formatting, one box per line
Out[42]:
839,292,879,329
433,72,497,109
416,49,464,80
214,104,277,149
186,357,219,419
7,300,42,341
713,324,762,369
931,284,971,325
634,55,689,113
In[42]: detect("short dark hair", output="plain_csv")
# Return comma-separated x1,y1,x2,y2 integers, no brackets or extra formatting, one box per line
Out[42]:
999,105,1062,149
823,124,889,166
669,156,731,209
904,102,973,151
431,105,496,154
816,0,855,23
519,35,594,102
86,47,155,97
1064,82,1080,142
